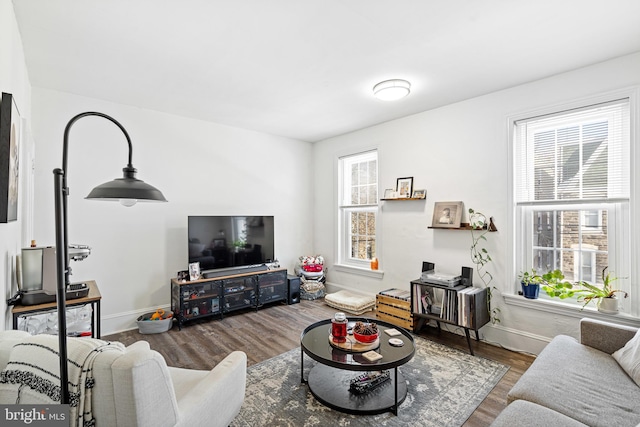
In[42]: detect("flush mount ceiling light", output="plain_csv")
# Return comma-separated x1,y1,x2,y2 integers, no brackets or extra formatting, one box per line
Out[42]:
373,79,411,101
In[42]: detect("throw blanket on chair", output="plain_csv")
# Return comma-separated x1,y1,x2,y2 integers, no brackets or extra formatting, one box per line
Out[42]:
0,334,125,427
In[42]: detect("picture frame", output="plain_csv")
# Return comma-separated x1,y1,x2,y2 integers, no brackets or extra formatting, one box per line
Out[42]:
431,201,464,228
0,92,21,223
212,238,226,248
188,262,201,281
177,270,189,282
383,188,395,199
396,177,413,198
412,189,426,199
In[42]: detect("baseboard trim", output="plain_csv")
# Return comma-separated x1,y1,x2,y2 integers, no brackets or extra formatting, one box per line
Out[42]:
101,304,171,336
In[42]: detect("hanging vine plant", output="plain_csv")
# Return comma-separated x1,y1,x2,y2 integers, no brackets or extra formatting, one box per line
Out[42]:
468,208,500,324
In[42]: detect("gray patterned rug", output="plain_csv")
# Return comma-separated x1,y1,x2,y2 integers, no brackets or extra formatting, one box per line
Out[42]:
231,335,508,427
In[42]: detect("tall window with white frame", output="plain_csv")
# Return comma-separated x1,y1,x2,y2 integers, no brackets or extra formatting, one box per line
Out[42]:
514,98,632,312
338,151,378,269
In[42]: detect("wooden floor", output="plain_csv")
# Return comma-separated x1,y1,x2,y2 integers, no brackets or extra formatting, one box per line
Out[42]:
104,299,534,426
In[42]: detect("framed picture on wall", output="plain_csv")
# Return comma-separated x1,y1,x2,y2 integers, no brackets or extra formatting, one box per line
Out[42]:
0,92,21,223
431,201,463,228
396,177,413,198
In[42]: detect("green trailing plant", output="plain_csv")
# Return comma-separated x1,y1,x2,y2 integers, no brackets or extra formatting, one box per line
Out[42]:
468,208,500,324
541,267,628,310
540,269,578,299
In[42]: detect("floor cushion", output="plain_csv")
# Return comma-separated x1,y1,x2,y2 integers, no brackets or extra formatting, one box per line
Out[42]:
324,290,375,315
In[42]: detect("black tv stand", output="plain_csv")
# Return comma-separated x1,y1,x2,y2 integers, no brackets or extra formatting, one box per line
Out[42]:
171,267,288,329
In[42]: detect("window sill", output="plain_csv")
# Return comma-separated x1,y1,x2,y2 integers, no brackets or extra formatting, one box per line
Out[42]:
333,264,384,279
503,293,640,327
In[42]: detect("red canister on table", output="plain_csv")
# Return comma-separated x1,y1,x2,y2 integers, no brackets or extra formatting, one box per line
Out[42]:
331,312,348,343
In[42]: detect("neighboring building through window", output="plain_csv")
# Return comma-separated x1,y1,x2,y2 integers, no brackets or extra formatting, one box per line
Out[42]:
338,150,378,268
514,98,631,304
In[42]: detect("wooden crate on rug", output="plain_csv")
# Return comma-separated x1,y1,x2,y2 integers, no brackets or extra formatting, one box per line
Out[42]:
376,289,414,330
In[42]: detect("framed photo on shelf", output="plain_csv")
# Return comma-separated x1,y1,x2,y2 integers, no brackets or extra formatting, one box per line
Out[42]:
383,188,395,199
396,177,413,198
431,201,463,228
188,262,201,281
177,270,189,282
412,189,426,199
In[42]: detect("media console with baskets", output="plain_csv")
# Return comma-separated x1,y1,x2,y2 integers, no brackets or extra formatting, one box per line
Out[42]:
171,267,288,329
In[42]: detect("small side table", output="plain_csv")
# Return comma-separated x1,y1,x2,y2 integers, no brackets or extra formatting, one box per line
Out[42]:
11,280,102,338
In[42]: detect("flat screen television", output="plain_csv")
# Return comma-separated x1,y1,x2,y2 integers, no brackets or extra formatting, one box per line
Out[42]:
188,216,275,273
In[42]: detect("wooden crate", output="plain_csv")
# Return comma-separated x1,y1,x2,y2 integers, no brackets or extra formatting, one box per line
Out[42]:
375,293,414,330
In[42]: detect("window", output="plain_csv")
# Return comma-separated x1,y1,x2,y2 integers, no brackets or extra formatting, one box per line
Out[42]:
581,210,602,232
514,98,631,307
338,151,378,268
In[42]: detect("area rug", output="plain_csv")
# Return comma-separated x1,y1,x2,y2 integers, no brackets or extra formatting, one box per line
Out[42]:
231,336,508,427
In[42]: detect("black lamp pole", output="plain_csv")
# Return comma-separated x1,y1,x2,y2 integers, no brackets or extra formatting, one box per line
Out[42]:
53,112,166,403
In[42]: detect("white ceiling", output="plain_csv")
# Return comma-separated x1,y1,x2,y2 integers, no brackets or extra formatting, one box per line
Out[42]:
12,0,640,142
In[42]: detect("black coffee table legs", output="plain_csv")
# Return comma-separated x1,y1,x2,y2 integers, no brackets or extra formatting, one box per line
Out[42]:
304,363,407,415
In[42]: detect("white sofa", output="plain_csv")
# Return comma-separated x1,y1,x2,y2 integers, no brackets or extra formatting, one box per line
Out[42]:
0,331,247,427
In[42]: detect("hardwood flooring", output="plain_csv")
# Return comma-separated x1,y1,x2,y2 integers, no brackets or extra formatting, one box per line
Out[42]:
104,299,534,426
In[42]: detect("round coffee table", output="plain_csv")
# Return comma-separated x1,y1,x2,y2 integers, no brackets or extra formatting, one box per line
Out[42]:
300,318,415,415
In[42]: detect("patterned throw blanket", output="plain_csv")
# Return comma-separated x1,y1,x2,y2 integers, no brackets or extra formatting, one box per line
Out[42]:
0,334,125,427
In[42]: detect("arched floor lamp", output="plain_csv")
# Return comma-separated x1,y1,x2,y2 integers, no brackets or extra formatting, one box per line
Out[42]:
54,112,167,403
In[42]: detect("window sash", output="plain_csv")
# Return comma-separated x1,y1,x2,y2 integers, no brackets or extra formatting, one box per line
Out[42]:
341,207,377,265
338,150,378,267
515,98,630,204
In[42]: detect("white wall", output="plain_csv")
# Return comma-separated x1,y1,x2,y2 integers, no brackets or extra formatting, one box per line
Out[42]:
4,0,640,352
30,88,313,334
313,52,640,355
0,0,32,330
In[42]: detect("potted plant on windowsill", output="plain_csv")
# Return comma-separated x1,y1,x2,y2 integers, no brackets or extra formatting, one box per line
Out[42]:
577,267,628,314
518,269,545,299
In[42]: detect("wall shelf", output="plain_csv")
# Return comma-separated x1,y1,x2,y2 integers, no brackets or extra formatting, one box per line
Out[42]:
380,197,426,201
428,220,498,232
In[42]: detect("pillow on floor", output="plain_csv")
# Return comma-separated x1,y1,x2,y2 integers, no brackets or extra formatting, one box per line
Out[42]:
612,328,640,386
325,290,375,315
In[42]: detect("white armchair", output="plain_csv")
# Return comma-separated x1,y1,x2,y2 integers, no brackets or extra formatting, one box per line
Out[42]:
0,331,246,427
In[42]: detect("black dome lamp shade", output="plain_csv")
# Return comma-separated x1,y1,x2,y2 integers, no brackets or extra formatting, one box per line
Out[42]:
53,111,166,405
85,165,167,205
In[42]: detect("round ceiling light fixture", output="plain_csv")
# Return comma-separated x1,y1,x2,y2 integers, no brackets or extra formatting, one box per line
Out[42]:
373,79,411,101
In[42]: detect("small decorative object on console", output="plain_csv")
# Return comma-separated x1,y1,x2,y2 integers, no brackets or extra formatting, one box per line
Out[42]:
349,371,390,394
188,262,201,281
